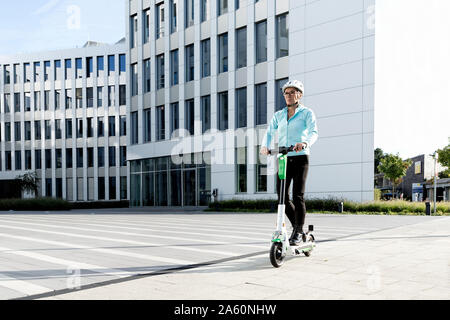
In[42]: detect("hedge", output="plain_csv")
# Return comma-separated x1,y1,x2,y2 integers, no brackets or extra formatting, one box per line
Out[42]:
207,199,450,215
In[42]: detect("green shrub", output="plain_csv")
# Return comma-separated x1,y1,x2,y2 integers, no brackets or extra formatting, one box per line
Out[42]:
207,198,450,215
0,198,71,211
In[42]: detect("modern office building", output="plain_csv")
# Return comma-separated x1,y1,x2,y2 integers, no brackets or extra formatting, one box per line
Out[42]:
126,0,375,206
0,40,129,201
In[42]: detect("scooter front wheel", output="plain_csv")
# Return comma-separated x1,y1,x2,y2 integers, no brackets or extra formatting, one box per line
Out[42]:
270,242,286,268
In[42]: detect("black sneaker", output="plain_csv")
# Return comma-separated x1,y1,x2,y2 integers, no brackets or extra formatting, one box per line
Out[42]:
290,231,306,246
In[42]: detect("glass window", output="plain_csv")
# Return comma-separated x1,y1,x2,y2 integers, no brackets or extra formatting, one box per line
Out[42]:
14,93,20,112
34,121,41,140
66,119,72,139
86,87,93,108
65,59,72,80
25,150,32,170
5,151,12,171
14,122,21,141
98,177,105,200
98,147,105,167
143,9,150,43
218,91,228,131
66,148,73,168
24,92,31,111
130,14,138,48
33,62,40,82
156,105,165,141
120,116,126,136
119,85,126,106
54,60,61,80
235,87,247,128
143,108,151,142
108,116,116,137
35,150,41,170
157,54,165,89
97,117,104,137
76,148,83,168
109,177,117,200
87,118,93,137
56,149,62,168
276,14,289,58
131,111,139,144
108,85,115,106
5,122,11,141
236,27,247,69
201,95,211,133
109,146,116,167
108,55,115,76
55,119,62,139
276,78,288,111
120,176,127,200
97,87,103,107
87,147,94,168
170,0,178,33
65,89,72,109
75,58,82,79
24,63,31,82
25,121,31,141
44,120,51,140
43,62,50,81
44,91,50,110
143,59,151,93
15,151,22,170
76,118,83,138
255,82,267,125
86,57,93,78
185,0,194,28
185,99,194,136
236,147,247,193
76,88,82,108
255,20,267,63
218,0,228,16
170,50,179,86
185,44,194,82
4,65,11,84
201,0,210,22
156,3,165,39
218,33,228,73
4,94,10,113
54,90,61,110
170,102,179,138
45,149,52,169
201,39,211,78
132,63,139,96
119,54,126,74
97,56,104,77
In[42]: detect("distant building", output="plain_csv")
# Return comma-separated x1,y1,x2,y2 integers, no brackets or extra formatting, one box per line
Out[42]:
375,154,446,201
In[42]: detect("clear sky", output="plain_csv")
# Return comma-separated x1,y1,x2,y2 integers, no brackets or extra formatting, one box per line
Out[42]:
375,0,450,159
0,0,125,55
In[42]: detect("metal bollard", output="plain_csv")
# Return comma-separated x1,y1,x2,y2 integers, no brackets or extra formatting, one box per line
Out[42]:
425,202,431,216
338,202,344,213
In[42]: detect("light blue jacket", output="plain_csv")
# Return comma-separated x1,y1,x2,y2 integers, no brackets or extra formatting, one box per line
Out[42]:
262,104,319,157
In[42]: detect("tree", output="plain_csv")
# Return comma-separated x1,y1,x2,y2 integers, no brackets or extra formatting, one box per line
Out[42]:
15,171,39,197
374,148,386,174
377,153,412,199
436,144,450,179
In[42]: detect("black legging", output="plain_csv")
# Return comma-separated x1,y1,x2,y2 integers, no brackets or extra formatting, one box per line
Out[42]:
276,155,309,231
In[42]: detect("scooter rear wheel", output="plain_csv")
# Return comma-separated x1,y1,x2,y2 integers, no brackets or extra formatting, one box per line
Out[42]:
270,242,286,268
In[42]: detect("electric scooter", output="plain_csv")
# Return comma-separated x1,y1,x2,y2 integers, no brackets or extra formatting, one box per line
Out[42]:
268,145,316,268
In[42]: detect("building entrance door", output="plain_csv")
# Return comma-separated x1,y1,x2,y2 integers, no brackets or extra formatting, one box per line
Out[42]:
183,169,196,206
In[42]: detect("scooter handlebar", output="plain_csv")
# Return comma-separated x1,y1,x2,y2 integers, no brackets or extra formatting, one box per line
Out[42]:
268,145,298,155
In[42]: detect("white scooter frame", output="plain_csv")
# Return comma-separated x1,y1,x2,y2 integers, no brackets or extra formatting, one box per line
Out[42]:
268,145,316,268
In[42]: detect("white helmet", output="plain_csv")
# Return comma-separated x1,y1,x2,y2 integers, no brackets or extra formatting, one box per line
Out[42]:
282,80,304,94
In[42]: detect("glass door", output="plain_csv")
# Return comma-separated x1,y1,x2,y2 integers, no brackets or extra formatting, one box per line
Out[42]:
183,169,196,206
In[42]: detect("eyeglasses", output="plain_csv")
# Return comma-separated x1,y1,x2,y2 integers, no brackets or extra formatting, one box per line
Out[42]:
283,91,298,96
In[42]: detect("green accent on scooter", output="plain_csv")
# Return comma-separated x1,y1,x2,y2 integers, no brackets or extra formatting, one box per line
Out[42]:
278,155,287,180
